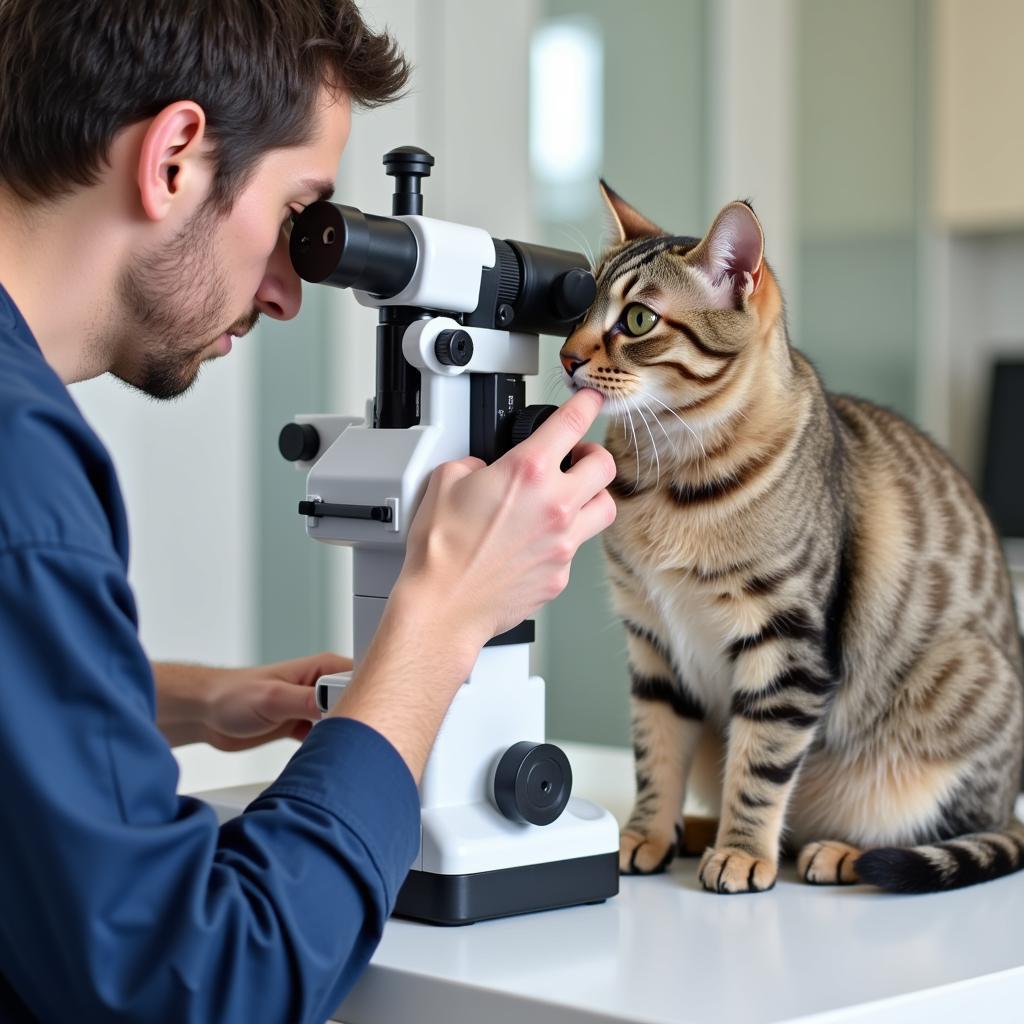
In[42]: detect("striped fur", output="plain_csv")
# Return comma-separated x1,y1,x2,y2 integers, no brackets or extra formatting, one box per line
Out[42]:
563,188,1024,894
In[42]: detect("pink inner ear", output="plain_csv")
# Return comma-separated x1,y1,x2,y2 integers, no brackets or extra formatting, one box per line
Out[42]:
720,205,763,279
697,206,764,307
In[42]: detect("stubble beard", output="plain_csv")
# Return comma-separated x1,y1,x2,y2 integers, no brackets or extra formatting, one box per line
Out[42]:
114,204,234,401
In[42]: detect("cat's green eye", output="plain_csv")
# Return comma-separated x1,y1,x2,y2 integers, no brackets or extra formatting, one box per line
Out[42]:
622,303,659,337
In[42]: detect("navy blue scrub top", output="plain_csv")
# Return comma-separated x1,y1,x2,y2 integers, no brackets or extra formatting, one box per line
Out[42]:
0,283,419,1022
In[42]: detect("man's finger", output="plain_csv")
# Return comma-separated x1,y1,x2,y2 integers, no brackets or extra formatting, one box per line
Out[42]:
278,652,352,686
516,388,603,465
569,488,617,549
264,683,321,724
565,441,616,502
566,440,604,467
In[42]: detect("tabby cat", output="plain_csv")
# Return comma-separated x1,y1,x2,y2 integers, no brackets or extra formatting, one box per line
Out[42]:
559,186,1024,894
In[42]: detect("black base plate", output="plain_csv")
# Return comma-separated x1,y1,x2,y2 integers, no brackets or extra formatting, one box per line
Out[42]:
393,852,620,926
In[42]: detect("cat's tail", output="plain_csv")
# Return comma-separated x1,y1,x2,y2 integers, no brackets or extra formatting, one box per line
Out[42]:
855,819,1024,893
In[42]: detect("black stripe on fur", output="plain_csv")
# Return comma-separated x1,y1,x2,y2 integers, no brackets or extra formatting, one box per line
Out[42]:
748,755,802,786
659,315,736,360
609,475,654,499
743,539,816,596
669,435,789,507
729,694,819,730
622,619,672,664
600,235,698,286
630,673,705,721
603,540,639,579
669,474,743,505
728,608,822,660
771,665,835,697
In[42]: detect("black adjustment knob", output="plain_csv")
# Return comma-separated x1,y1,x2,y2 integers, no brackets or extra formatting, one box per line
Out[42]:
509,404,573,470
383,145,435,179
383,146,435,216
434,329,474,367
278,422,320,463
494,741,572,826
509,404,558,447
551,268,597,321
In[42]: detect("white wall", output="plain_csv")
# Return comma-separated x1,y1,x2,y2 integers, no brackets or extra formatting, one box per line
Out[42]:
71,348,257,666
708,0,796,304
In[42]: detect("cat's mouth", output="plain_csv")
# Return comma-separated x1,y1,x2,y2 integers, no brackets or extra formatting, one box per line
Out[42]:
564,368,638,400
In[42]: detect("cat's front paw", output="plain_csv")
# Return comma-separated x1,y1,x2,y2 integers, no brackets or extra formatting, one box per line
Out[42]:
797,840,862,885
619,827,678,874
698,846,777,894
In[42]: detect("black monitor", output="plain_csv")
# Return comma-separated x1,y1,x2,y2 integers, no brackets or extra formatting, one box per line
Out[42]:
981,358,1024,538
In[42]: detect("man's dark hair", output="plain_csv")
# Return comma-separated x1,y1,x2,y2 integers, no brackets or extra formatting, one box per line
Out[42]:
0,0,410,208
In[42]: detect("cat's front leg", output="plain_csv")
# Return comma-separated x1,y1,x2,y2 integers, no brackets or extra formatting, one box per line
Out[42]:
699,621,833,894
618,618,707,874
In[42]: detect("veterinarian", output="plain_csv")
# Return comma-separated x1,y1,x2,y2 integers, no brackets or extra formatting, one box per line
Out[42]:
0,2,616,1020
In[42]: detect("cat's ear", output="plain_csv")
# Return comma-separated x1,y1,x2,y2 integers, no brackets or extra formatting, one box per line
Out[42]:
692,200,765,300
600,180,666,242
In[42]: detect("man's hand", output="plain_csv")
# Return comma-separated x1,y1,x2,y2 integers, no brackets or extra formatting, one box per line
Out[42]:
154,653,351,750
330,388,616,780
400,386,617,649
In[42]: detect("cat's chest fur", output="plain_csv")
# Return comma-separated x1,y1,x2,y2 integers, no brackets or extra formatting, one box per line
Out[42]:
605,437,796,727
632,556,735,726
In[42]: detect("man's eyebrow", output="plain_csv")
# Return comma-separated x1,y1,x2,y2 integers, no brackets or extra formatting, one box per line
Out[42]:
299,178,335,203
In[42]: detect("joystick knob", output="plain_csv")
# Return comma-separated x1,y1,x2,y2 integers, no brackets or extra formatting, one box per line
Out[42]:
509,405,573,470
509,404,558,447
278,422,320,463
493,741,572,826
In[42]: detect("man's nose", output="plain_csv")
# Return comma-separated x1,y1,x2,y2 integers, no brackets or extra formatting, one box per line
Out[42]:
559,349,591,377
255,230,303,321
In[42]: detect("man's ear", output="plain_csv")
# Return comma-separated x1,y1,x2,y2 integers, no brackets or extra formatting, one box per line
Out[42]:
599,180,666,243
137,101,209,223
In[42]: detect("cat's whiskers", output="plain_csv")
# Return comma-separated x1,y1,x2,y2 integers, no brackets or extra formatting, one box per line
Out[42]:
612,395,629,445
544,366,568,402
639,390,708,465
639,395,675,454
618,397,632,451
639,399,675,483
555,225,597,273
620,399,642,492
634,399,661,490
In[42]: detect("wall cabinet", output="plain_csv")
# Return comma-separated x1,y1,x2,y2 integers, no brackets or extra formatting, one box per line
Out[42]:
933,0,1024,230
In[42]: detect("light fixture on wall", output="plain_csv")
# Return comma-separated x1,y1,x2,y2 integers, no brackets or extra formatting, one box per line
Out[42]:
529,17,603,221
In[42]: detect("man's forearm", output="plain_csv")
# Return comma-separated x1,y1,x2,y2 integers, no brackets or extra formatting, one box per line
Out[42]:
152,661,209,747
326,579,482,783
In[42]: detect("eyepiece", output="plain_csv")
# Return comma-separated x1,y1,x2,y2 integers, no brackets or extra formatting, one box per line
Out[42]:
289,201,418,297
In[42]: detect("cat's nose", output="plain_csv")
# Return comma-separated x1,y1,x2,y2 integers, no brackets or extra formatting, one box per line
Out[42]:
560,351,591,377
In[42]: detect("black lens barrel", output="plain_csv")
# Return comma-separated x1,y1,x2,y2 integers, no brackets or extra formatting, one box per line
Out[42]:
289,201,595,336
290,202,418,297
503,241,597,336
